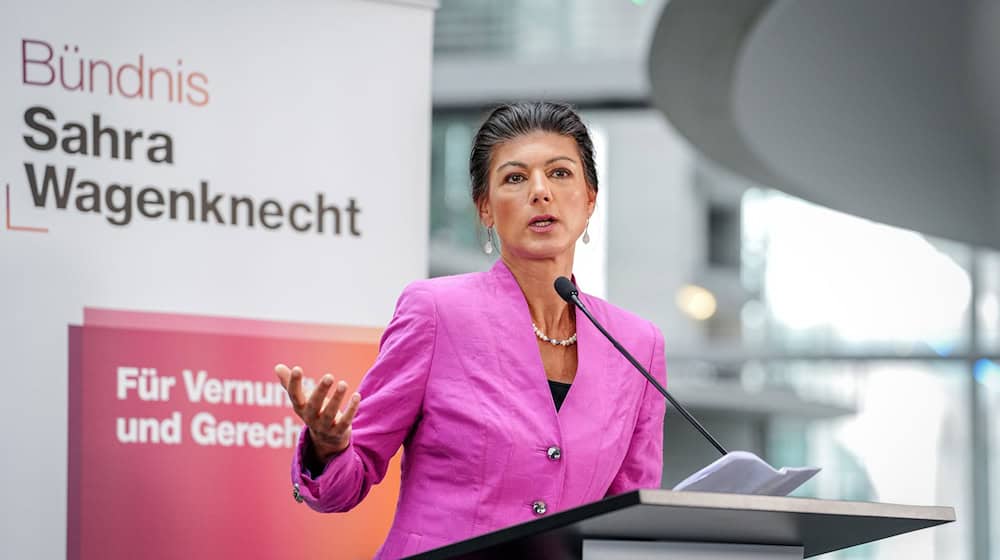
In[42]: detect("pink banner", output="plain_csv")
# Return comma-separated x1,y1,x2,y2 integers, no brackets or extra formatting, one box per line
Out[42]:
68,309,399,560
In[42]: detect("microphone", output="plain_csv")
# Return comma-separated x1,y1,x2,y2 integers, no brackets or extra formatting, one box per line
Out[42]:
554,277,728,456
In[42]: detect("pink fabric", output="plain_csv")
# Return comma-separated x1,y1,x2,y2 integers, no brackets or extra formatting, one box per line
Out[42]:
290,260,667,559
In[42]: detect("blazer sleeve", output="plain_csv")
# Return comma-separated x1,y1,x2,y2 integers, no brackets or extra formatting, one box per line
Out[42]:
290,283,436,512
606,321,667,496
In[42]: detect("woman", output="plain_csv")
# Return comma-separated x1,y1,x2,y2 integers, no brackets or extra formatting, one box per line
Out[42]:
275,101,666,559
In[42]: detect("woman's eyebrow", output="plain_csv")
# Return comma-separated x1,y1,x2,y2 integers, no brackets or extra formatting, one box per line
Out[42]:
497,156,576,171
497,160,528,171
545,156,576,166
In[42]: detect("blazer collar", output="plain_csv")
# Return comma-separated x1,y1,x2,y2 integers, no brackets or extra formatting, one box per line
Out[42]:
486,258,582,301
483,259,610,422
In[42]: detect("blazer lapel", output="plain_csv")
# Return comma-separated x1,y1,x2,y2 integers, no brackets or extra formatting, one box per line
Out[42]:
482,260,561,427
557,294,611,421
481,260,613,423
479,260,620,505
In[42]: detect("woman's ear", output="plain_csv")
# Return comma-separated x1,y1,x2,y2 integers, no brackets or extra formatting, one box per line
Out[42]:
587,186,597,216
477,198,493,228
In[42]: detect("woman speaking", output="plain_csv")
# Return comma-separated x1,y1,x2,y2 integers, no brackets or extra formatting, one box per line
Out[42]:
274,101,666,559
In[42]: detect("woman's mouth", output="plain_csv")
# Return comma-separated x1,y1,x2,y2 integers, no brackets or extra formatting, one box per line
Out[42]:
529,215,557,232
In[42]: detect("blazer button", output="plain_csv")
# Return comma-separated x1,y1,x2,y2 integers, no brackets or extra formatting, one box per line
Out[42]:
293,483,304,503
532,500,547,516
546,446,562,461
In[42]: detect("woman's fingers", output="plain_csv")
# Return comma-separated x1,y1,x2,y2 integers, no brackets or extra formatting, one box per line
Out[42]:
338,392,362,428
288,367,307,410
303,374,333,420
273,364,357,440
274,364,307,411
318,380,349,427
274,363,291,388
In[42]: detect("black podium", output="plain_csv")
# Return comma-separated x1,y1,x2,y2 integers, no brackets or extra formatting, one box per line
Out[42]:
405,489,955,559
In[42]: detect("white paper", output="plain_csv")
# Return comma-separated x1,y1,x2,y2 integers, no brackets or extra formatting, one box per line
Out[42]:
672,451,820,496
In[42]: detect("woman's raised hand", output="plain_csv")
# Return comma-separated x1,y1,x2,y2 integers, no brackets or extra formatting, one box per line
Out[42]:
275,363,361,462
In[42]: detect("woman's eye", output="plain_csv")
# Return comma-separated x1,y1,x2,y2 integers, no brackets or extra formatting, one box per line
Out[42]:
551,168,571,178
506,174,526,184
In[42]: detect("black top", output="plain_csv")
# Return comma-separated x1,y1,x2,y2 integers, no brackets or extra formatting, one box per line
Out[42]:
548,379,572,411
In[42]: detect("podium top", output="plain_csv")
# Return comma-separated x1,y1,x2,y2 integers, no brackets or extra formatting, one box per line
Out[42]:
408,489,955,559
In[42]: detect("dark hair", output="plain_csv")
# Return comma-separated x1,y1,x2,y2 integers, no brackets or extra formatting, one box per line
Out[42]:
469,101,599,207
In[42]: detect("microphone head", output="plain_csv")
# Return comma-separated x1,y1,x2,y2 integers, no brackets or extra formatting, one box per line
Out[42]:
554,276,578,303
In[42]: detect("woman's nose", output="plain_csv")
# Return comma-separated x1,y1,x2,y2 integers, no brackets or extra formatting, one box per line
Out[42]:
529,173,552,202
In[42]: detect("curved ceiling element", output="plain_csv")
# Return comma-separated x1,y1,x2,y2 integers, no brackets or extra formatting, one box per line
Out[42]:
649,0,1000,249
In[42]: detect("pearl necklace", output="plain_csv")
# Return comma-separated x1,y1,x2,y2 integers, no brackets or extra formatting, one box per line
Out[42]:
532,322,577,347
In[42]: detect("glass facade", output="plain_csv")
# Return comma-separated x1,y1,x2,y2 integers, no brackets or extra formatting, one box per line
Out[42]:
980,251,1000,355
984,363,1000,560
742,189,973,357
766,361,973,559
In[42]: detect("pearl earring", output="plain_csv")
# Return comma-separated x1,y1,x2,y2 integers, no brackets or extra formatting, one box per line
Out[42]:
483,226,495,255
582,219,591,244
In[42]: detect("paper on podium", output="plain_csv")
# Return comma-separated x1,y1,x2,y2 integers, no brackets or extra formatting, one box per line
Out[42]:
672,451,820,496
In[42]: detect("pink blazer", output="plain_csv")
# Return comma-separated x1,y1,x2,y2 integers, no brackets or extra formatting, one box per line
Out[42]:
290,260,667,559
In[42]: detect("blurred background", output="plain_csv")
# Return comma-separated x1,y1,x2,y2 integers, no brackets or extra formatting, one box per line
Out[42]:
427,1,1000,558
5,1,996,558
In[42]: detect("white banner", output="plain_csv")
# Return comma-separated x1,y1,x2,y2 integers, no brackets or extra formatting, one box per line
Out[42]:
0,0,434,557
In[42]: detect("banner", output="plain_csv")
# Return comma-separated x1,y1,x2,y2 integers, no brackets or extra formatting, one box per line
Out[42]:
68,309,400,559
0,0,435,558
